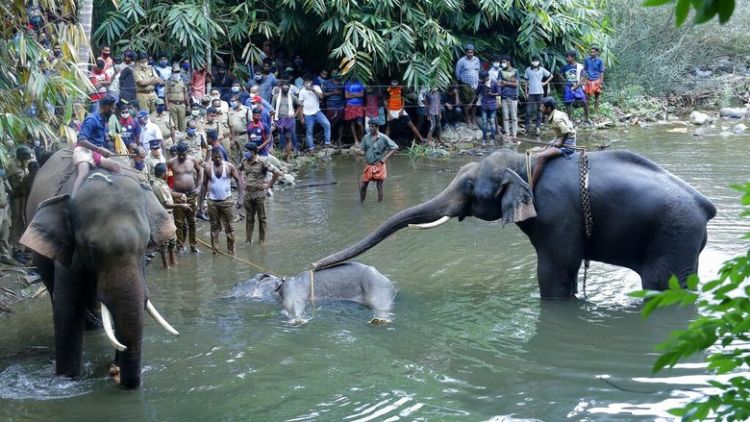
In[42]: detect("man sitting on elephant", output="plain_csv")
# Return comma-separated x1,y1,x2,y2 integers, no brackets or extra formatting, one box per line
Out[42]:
72,94,122,196
531,97,577,188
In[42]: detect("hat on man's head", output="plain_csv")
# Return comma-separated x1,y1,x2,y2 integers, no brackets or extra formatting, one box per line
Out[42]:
244,142,258,152
251,95,262,103
465,43,475,51
148,139,162,150
137,110,149,119
155,98,165,105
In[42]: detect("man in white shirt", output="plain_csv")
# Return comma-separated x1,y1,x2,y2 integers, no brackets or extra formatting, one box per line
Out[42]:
137,110,163,153
298,74,331,151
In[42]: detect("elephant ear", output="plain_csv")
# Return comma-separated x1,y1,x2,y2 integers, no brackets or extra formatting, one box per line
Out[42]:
20,194,74,267
140,183,177,247
499,169,537,226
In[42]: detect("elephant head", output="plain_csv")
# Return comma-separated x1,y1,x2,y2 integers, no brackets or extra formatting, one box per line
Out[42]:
313,150,536,269
20,173,178,389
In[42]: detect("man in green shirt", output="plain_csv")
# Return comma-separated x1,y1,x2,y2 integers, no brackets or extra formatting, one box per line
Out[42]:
359,120,398,203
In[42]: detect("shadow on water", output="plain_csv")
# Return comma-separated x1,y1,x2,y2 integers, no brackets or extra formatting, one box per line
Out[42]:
0,126,747,420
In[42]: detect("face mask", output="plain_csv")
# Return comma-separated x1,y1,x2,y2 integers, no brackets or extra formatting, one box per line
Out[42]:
54,51,62,58
254,74,263,81
390,82,398,87
211,94,219,99
187,128,196,136
191,110,200,117
159,60,168,67
230,101,238,109
501,62,508,69
121,113,130,119
231,86,240,93
172,73,181,80
134,161,145,171
304,82,312,89
138,118,147,126
156,105,166,113
244,151,253,160
532,61,540,67
493,62,500,68
182,63,190,70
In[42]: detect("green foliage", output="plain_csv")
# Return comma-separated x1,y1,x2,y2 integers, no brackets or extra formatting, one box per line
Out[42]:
92,0,612,88
0,0,91,160
643,0,736,26
629,182,750,421
406,144,450,158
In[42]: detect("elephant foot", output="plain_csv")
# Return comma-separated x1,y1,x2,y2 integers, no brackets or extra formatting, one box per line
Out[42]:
109,364,121,385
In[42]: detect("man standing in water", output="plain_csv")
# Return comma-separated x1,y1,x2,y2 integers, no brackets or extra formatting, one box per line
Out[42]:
359,120,398,204
240,142,282,244
168,142,203,253
201,147,243,255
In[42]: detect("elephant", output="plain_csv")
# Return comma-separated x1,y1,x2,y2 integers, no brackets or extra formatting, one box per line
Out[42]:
313,149,716,298
20,149,179,389
228,262,397,324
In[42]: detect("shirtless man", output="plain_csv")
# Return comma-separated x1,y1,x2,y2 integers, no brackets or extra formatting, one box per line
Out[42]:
200,147,243,255
168,142,204,253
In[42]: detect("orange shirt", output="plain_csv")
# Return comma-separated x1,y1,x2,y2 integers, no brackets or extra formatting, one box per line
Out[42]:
386,86,404,111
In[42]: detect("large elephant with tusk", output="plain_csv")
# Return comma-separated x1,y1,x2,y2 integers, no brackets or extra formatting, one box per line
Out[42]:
313,149,717,298
21,149,179,389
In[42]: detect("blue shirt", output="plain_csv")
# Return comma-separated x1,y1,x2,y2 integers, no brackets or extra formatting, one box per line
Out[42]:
583,57,604,80
256,74,277,103
323,79,345,110
455,56,481,88
560,63,583,86
477,80,500,110
78,112,108,147
499,69,519,99
345,80,365,106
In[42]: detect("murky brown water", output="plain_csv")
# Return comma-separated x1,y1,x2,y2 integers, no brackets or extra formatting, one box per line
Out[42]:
0,125,748,420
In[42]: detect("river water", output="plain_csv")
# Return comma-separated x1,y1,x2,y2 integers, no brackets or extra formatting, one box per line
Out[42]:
0,126,748,421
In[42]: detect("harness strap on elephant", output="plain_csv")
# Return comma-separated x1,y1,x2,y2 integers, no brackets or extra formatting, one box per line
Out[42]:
579,150,593,297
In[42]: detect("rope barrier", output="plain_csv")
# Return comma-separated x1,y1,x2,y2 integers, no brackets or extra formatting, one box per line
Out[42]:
195,238,278,276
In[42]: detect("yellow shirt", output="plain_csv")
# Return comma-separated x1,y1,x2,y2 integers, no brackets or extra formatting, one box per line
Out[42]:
548,109,576,146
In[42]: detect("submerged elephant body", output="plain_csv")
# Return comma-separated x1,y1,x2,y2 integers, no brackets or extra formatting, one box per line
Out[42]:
314,149,716,298
230,262,397,323
21,150,177,389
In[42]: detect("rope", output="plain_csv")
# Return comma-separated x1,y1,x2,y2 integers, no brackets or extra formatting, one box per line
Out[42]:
195,238,278,276
578,150,594,297
308,270,315,306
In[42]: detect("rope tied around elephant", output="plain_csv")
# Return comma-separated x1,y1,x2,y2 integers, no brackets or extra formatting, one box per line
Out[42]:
579,151,594,297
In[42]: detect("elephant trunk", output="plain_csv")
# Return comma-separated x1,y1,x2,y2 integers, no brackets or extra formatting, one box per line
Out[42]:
99,266,145,390
312,191,459,270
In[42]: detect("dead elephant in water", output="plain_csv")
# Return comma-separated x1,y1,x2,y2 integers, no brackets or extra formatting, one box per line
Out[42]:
229,262,397,324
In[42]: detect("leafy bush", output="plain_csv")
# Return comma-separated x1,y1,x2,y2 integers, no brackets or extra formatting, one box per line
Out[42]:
630,182,750,421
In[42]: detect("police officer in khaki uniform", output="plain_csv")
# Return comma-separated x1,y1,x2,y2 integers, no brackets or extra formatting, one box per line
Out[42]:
134,52,162,113
166,65,189,131
227,94,250,165
187,103,206,133
151,98,176,157
204,107,229,157
176,120,207,163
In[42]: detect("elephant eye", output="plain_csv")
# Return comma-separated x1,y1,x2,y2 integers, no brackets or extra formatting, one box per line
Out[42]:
464,179,475,192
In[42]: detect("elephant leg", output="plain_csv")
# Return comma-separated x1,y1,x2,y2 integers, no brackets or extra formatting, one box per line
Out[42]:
536,249,583,299
84,276,101,330
51,263,86,378
639,231,703,290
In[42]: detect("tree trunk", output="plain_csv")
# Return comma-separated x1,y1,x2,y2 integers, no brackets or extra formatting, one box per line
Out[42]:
77,0,94,65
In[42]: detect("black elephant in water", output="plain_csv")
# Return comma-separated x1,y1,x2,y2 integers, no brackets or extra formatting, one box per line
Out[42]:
21,150,179,389
313,149,716,298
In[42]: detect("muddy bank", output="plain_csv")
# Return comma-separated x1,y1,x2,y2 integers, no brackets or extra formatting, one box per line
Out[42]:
0,268,44,317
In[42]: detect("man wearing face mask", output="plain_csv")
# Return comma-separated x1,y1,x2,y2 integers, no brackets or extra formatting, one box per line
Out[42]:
138,110,163,153
134,51,164,113
204,107,229,157
210,89,229,114
187,103,206,132
298,75,331,150
177,120,208,163
228,94,251,164
271,81,301,159
153,53,172,99
255,60,278,103
110,102,140,150
166,65,189,131
239,142,282,244
118,50,138,105
71,95,122,196
247,108,270,157
524,56,553,136
226,81,249,105
151,99,176,157
498,55,519,142
132,147,150,182
98,45,113,74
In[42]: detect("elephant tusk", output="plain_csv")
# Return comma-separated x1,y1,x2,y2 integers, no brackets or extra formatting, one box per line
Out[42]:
101,304,127,352
408,216,451,230
146,300,180,336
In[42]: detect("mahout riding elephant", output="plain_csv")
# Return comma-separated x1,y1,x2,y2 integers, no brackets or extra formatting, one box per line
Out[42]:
313,149,716,298
20,149,178,389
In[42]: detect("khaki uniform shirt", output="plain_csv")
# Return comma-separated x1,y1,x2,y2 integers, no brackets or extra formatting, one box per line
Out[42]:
204,120,229,142
151,178,174,214
134,65,156,93
166,78,187,103
548,109,576,146
146,154,166,179
151,112,174,141
228,106,250,137
187,116,205,133
241,159,280,199
177,133,207,162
